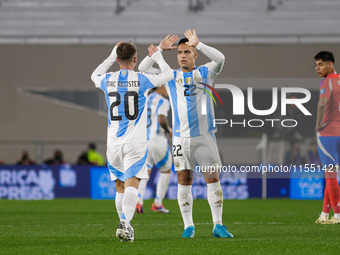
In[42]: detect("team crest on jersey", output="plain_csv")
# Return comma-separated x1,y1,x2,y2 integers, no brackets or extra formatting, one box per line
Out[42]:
174,161,180,168
193,73,201,83
320,88,326,95
122,70,127,75
185,77,192,84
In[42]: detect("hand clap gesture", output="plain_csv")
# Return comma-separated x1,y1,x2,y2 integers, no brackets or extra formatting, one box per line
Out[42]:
159,34,178,51
184,29,199,48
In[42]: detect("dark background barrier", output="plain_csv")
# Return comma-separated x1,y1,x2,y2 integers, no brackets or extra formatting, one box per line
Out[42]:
2,164,327,200
0,165,90,200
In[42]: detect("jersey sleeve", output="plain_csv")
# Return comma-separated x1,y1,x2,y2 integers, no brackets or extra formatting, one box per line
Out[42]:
158,99,170,117
197,42,225,79
320,78,331,100
91,46,117,88
140,51,173,95
138,56,161,74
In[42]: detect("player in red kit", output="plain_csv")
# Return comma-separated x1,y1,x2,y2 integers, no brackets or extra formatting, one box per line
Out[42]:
314,51,340,224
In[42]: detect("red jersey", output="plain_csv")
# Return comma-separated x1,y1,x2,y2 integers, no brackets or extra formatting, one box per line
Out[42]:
319,73,340,136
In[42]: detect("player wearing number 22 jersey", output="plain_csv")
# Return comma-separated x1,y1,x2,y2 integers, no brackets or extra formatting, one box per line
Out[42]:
91,42,173,242
139,30,233,238
314,51,340,225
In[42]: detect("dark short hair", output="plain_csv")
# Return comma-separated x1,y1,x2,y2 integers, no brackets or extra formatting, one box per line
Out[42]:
178,38,189,46
88,143,96,150
314,51,335,63
116,42,137,62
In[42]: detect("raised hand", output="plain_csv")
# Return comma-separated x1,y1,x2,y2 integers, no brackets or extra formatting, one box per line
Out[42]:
115,41,123,47
159,34,178,51
184,29,199,47
148,44,158,57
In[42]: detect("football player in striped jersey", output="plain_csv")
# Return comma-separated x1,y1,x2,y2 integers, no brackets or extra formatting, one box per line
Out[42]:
91,42,173,241
139,30,233,238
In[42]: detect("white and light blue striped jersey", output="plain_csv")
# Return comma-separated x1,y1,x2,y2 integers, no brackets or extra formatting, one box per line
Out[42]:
146,92,170,145
166,66,216,137
94,69,170,145
91,48,173,146
138,42,225,138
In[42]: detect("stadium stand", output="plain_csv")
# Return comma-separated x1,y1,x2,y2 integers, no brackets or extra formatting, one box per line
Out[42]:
0,0,340,44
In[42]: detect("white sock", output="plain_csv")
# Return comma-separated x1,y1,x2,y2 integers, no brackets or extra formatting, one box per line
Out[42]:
137,177,149,205
177,184,194,229
155,173,170,206
115,192,124,220
321,211,329,219
121,187,138,224
207,181,223,227
334,213,340,219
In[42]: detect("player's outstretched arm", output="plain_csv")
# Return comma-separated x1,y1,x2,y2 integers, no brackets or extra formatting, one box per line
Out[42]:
184,29,225,79
198,42,225,79
138,44,162,74
91,41,123,87
138,34,177,73
138,54,160,74
147,44,173,87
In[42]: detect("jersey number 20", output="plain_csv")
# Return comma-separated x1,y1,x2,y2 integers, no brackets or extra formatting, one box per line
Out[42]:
109,91,138,121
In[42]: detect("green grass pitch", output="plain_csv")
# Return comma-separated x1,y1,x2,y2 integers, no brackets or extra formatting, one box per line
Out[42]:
1,199,339,254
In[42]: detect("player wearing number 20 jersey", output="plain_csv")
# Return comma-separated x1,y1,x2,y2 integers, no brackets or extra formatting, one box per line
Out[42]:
91,42,173,242
91,45,173,182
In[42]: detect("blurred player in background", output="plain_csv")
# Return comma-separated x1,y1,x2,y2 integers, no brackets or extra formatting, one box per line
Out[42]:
136,85,172,214
91,41,173,241
139,30,233,238
314,51,340,224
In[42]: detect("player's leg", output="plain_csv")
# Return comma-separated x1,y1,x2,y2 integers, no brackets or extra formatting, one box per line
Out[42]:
137,142,157,213
118,142,149,241
317,135,340,224
177,170,195,237
106,146,134,241
195,132,233,237
137,168,151,214
122,176,140,224
315,185,330,223
116,176,140,242
115,180,125,219
152,169,171,213
173,136,195,238
323,186,331,215
152,146,172,213
107,147,125,221
325,170,340,210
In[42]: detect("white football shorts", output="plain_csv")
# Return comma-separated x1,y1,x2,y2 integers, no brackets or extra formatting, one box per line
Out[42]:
147,140,172,172
107,142,148,181
172,131,221,171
